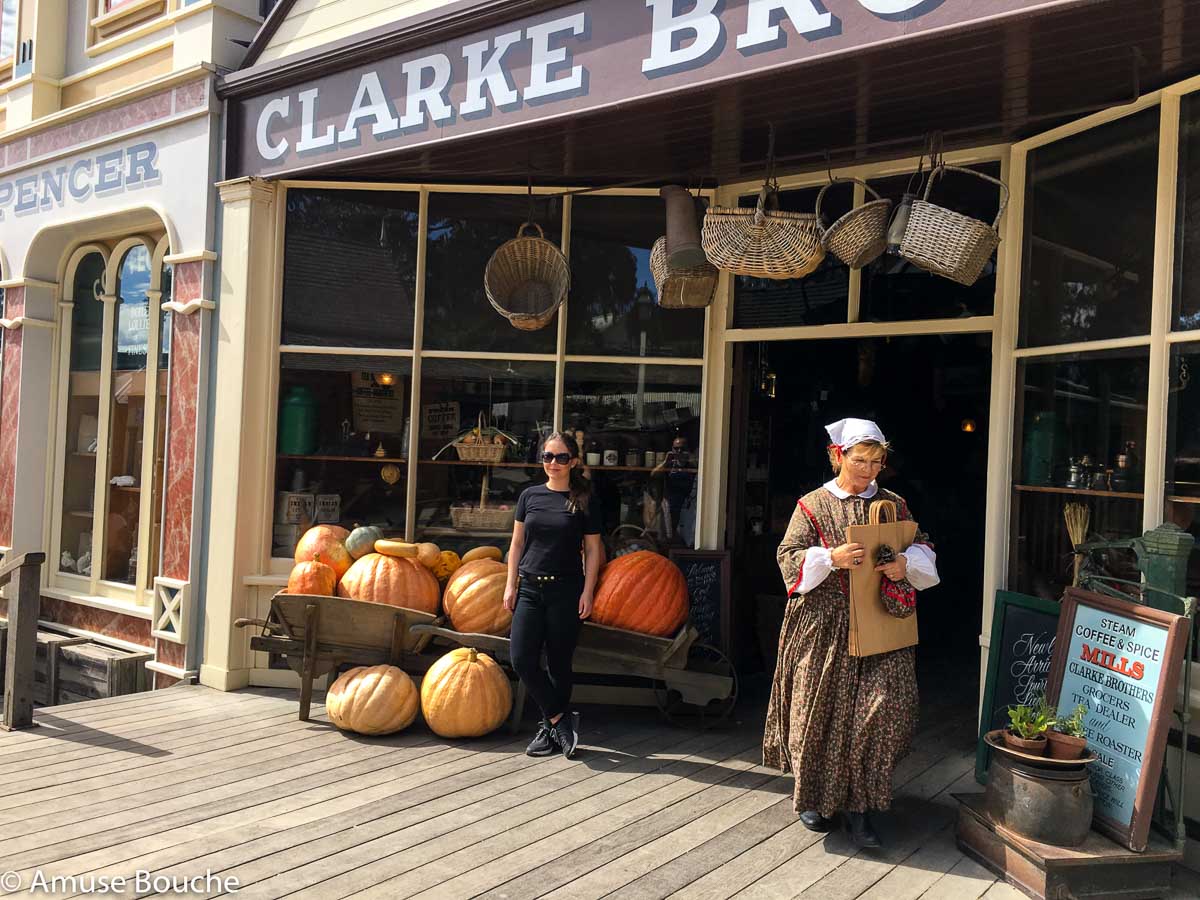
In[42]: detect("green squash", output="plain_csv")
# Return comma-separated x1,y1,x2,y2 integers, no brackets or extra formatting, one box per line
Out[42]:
345,525,385,560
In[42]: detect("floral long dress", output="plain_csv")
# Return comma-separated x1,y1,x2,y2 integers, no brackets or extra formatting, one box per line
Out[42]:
762,486,924,817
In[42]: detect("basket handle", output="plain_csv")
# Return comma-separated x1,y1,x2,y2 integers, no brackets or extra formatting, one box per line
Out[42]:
869,499,898,525
517,221,546,240
752,185,779,226
814,177,884,226
922,165,1011,231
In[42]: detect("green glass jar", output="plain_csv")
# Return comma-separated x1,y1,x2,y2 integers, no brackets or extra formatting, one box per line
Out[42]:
278,386,318,455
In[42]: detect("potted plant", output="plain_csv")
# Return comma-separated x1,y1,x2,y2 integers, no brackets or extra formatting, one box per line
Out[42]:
1004,697,1054,755
1047,703,1089,760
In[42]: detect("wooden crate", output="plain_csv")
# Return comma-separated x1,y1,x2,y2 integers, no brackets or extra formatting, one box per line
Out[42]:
33,631,90,705
55,642,151,704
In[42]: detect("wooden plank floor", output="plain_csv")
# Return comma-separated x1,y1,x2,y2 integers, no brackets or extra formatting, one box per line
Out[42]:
0,684,1196,899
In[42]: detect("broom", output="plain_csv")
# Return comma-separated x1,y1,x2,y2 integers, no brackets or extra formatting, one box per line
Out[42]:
1064,502,1091,587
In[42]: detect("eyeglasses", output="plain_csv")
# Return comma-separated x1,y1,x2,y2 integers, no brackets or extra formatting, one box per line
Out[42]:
845,456,884,471
541,452,572,465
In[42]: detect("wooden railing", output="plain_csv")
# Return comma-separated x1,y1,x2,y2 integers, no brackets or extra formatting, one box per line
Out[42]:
0,551,45,731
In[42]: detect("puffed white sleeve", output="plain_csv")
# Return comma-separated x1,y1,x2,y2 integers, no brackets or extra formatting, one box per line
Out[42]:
796,547,835,595
777,503,833,598
901,543,940,591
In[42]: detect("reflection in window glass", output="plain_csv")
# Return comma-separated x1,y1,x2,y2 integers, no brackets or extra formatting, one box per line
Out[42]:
1174,96,1200,331
1165,343,1200,627
145,266,171,589
1009,348,1148,601
283,189,419,349
564,363,702,547
733,186,850,328
424,193,560,354
273,354,413,557
567,195,705,357
415,358,555,554
0,0,15,60
59,254,105,578
1020,108,1158,347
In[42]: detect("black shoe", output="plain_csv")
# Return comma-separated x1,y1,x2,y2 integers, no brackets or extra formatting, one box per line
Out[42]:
799,810,833,833
525,719,559,757
845,811,882,849
552,711,579,759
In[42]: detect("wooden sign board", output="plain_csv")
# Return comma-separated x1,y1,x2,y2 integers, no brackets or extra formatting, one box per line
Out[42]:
976,590,1061,784
351,373,405,433
1047,587,1189,852
669,549,730,655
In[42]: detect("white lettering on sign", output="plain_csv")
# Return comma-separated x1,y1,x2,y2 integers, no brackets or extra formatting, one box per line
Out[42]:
337,72,400,144
642,0,723,76
257,96,291,160
525,13,588,101
0,141,160,220
461,31,523,116
399,53,455,130
857,0,930,14
297,87,337,153
737,0,835,52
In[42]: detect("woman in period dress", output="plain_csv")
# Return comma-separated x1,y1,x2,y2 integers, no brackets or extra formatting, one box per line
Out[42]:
763,418,940,849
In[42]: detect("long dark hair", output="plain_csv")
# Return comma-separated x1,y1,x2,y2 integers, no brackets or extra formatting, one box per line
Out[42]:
544,430,591,514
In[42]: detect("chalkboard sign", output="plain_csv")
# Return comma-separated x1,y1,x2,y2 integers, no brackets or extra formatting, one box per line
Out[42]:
669,550,731,654
1047,587,1189,852
976,590,1061,784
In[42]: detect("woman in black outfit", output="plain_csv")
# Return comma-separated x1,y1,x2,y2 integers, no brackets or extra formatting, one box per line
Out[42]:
505,431,604,758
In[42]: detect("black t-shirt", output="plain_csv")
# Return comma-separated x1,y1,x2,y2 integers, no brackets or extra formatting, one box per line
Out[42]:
515,484,602,576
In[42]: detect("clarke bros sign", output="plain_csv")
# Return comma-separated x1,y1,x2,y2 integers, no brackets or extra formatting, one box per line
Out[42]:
243,0,1002,175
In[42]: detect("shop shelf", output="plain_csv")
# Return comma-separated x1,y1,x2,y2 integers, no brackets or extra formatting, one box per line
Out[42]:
421,526,513,539
1012,484,1143,500
278,454,409,465
421,459,697,473
67,510,95,518
72,452,97,458
1167,496,1200,505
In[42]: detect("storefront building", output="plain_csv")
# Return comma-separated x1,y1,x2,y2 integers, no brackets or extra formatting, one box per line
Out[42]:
0,0,263,685
210,0,1200,858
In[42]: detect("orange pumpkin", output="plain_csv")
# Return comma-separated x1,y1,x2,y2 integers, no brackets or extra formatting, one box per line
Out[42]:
592,550,688,636
326,665,419,735
443,559,510,635
287,560,337,596
295,525,353,581
337,553,440,614
420,647,512,738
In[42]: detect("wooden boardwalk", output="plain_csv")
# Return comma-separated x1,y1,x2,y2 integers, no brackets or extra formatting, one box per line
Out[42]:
0,684,1196,899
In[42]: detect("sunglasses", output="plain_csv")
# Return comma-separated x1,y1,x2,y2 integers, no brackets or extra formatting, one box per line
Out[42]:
541,452,573,465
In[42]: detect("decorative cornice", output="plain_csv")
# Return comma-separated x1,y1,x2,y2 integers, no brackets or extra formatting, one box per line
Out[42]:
163,250,218,265
145,659,197,681
162,298,215,315
0,315,56,331
0,277,58,290
217,177,275,205
99,293,118,305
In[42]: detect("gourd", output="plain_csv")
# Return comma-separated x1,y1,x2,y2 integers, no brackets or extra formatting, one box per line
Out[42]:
345,525,385,560
420,647,512,738
442,560,510,635
294,525,353,581
375,539,419,558
461,546,503,564
431,550,462,582
337,553,440,614
591,550,689,637
416,542,442,568
326,665,419,735
286,560,337,596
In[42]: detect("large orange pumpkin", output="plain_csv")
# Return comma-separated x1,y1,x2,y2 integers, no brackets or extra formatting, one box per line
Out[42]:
420,647,512,738
337,553,440,614
443,560,510,635
591,550,689,636
295,525,353,581
326,665,419,735
287,560,337,596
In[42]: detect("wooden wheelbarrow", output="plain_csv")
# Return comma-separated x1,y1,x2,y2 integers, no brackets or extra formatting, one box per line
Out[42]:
411,620,738,728
234,593,440,722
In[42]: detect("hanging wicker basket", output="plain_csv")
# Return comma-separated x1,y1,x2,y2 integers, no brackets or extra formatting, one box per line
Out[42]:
817,178,892,270
649,237,718,309
484,222,570,331
702,185,824,279
900,165,1010,287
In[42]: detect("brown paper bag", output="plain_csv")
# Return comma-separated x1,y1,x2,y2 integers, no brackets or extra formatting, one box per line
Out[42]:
846,500,919,657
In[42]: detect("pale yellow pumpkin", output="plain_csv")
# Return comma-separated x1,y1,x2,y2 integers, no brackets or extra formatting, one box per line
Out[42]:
462,546,503,564
443,559,510,635
375,539,419,558
416,542,441,568
420,647,512,738
326,665,419,735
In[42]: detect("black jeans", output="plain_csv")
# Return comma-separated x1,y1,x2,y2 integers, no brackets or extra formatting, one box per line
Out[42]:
509,575,584,721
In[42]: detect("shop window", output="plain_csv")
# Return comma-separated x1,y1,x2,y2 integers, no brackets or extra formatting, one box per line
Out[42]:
0,0,14,60
424,193,560,354
414,358,554,555
282,189,419,350
860,164,1000,322
273,354,412,558
1009,348,1149,601
58,253,105,580
566,195,705,357
1174,95,1200,331
732,186,850,329
1019,108,1158,348
1164,343,1200,609
563,362,702,548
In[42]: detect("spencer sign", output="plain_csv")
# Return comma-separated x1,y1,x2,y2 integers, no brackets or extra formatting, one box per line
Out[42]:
233,0,1070,177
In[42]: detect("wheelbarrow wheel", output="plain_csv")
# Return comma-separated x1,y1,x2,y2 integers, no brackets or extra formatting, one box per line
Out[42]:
652,642,738,729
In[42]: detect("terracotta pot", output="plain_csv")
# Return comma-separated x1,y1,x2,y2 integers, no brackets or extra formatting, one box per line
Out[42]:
1002,729,1047,756
1046,731,1088,760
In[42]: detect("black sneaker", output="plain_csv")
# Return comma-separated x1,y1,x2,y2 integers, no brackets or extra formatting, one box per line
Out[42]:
553,711,579,759
525,719,558,757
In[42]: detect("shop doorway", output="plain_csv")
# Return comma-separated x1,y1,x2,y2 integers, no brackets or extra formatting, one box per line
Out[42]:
729,333,992,695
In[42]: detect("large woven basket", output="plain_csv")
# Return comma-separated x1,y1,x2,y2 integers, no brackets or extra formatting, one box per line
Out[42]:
453,441,506,463
484,222,570,331
451,505,514,532
817,178,892,270
649,237,718,309
900,165,1010,286
702,186,824,279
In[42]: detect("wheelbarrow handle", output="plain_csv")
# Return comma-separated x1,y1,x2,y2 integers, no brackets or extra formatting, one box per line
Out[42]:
235,617,285,635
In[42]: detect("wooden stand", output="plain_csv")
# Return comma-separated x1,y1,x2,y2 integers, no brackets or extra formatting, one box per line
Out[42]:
955,793,1179,900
